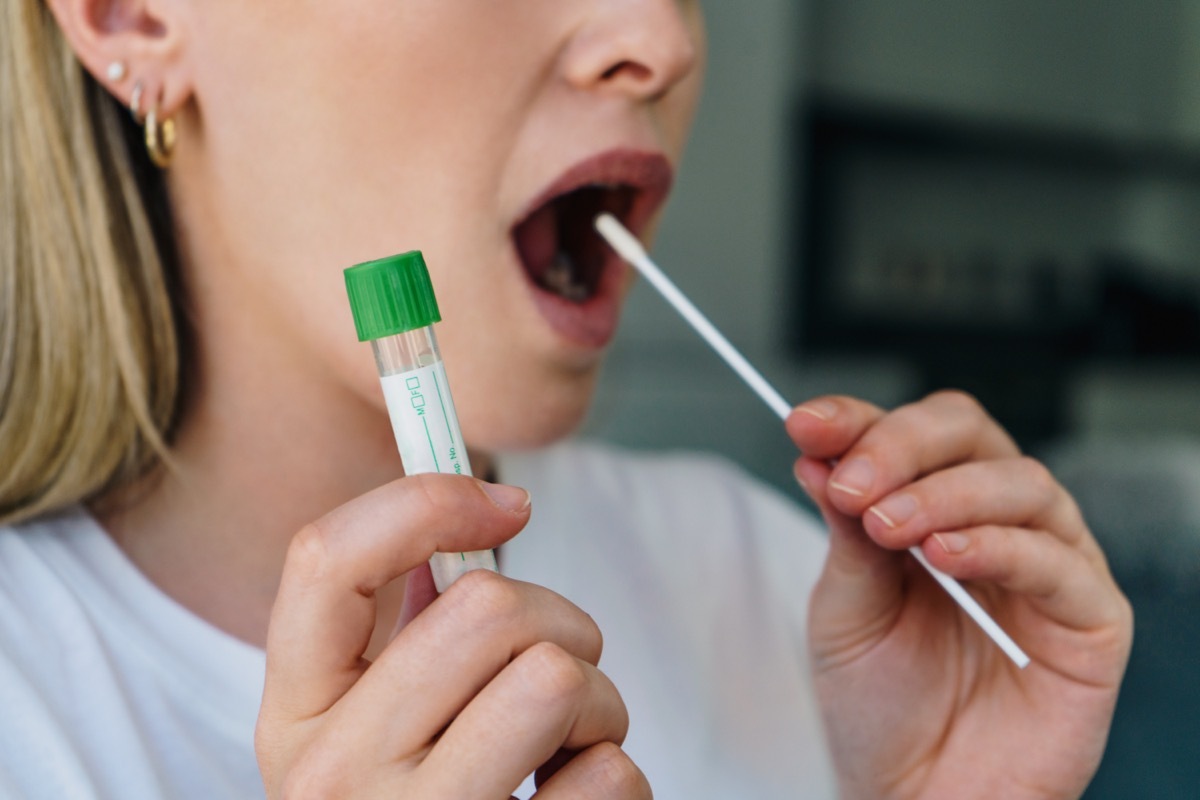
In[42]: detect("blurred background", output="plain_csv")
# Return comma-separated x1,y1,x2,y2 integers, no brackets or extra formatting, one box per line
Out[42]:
583,1,1200,796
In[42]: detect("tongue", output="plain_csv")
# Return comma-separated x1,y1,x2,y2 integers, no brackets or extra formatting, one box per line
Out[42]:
513,203,559,282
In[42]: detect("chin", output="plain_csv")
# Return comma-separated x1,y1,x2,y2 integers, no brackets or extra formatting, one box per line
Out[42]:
459,369,600,454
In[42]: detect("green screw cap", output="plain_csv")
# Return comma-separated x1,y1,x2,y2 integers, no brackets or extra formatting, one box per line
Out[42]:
344,251,442,341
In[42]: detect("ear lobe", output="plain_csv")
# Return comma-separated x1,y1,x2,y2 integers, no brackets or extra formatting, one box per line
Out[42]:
45,0,192,115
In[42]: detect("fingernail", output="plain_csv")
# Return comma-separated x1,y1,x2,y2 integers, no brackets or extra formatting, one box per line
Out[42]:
933,532,970,554
829,458,873,497
795,400,838,421
479,482,531,512
868,494,917,529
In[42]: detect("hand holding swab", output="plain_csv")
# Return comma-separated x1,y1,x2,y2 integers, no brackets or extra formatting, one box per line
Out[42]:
595,213,1031,669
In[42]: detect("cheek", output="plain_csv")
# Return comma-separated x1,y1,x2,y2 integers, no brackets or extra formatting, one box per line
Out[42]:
186,5,543,273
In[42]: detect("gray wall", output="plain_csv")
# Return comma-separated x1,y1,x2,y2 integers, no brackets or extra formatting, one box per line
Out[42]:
812,0,1189,139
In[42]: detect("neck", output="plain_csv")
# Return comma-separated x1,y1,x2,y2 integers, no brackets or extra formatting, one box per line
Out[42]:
95,280,493,651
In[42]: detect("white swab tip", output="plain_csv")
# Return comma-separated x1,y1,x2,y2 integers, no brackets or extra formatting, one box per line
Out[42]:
595,214,647,260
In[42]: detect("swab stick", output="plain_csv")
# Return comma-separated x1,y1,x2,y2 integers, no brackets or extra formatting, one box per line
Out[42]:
596,213,1030,669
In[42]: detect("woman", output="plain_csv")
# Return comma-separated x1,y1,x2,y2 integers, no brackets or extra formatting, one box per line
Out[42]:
1,0,1132,797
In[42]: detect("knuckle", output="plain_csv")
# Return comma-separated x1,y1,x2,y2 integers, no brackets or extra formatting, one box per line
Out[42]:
929,388,983,415
286,522,333,581
579,611,604,666
980,522,1012,546
1017,456,1058,498
253,716,281,764
441,568,523,624
277,769,327,800
520,641,589,703
273,746,345,800
404,472,480,519
405,472,456,512
821,394,855,410
977,524,1017,569
586,742,649,797
1118,593,1136,637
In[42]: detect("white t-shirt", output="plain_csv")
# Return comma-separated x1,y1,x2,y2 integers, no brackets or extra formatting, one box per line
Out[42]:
0,442,835,798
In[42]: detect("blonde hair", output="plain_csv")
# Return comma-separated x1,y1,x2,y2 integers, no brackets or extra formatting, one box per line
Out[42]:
1,2,182,526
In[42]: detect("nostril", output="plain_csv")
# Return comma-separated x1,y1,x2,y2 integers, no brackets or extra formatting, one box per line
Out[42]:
601,60,653,83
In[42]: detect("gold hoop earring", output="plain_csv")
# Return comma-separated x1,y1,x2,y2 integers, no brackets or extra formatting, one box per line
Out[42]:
144,102,176,168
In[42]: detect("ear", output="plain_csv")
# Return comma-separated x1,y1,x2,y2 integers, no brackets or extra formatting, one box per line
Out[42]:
45,0,192,116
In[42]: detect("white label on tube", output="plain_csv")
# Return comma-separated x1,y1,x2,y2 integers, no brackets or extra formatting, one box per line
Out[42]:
380,360,473,478
380,360,495,592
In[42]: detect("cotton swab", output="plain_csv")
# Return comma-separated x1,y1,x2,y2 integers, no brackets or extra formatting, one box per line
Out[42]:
595,213,1031,669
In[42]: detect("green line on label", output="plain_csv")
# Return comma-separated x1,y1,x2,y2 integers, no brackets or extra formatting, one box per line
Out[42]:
421,417,441,472
433,370,455,446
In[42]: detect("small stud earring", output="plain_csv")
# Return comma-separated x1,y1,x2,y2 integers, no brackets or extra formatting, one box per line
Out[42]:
106,61,127,82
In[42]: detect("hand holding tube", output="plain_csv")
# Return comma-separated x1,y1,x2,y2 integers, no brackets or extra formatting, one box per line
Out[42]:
256,474,648,798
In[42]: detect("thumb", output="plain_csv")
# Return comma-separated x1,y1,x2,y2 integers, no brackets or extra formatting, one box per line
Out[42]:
795,456,906,662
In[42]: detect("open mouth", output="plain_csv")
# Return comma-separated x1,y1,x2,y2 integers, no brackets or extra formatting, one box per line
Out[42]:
512,184,637,303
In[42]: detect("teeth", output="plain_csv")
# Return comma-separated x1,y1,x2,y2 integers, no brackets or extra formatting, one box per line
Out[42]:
542,252,590,301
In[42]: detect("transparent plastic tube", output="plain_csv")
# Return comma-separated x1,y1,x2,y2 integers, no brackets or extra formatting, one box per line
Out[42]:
371,326,498,591
345,252,499,592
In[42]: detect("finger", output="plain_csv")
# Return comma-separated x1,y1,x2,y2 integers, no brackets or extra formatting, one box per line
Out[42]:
795,457,908,667
418,643,629,798
262,474,530,724
786,395,886,460
820,390,1021,516
393,561,438,635
919,524,1129,641
535,742,652,799
861,457,1091,552
329,570,603,757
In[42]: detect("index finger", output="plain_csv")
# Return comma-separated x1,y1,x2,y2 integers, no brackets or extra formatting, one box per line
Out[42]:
789,392,1021,513
262,474,531,723
785,394,886,460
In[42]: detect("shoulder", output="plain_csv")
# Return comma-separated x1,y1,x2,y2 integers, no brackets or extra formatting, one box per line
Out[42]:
0,508,114,683
0,509,266,798
0,507,90,613
0,510,110,794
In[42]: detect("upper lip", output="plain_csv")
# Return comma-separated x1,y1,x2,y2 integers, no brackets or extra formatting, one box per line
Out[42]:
513,148,675,237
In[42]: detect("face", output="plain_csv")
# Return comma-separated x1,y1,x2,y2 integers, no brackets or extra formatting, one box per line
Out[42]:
171,0,705,453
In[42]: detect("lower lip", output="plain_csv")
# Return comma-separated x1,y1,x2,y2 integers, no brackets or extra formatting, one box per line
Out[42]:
517,251,628,351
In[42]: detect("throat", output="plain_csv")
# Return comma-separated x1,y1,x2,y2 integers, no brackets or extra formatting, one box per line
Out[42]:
513,184,636,304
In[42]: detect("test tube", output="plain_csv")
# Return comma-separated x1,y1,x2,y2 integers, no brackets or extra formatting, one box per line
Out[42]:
344,251,499,592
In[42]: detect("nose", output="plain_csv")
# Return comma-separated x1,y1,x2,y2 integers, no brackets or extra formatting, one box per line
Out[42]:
562,0,700,101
